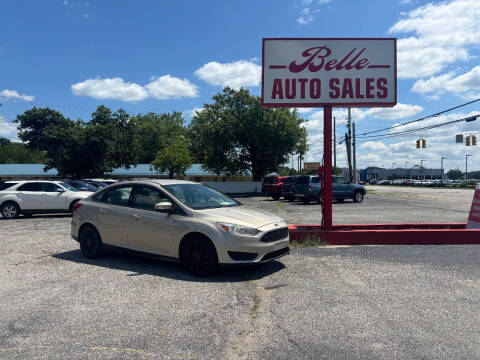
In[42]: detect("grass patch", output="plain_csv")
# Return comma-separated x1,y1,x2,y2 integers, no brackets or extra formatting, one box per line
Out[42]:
250,294,261,317
290,235,327,247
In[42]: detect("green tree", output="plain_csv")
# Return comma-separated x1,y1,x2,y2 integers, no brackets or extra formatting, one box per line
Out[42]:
189,87,307,181
0,137,46,164
133,112,186,163
446,168,463,180
151,138,192,178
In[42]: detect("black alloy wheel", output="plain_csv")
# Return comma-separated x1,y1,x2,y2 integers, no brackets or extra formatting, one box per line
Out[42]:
182,237,218,277
79,226,104,258
353,191,364,203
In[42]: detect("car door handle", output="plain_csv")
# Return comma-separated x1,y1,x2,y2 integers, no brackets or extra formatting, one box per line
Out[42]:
98,208,106,214
132,214,140,220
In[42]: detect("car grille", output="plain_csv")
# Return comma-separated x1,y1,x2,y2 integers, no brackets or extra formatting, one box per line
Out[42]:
261,247,290,261
260,227,289,243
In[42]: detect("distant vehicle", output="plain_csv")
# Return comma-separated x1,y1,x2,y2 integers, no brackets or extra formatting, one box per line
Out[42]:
368,179,377,185
281,176,297,201
376,180,391,185
0,180,91,219
263,176,288,200
64,180,98,192
84,178,118,185
71,179,289,276
294,175,366,204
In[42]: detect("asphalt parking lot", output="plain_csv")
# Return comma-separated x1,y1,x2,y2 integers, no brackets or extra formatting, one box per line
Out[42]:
1,186,479,359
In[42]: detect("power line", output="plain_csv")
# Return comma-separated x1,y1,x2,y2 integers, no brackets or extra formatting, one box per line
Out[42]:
357,98,480,137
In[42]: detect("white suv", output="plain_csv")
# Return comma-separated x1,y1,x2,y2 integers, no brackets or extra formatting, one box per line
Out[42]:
0,180,91,219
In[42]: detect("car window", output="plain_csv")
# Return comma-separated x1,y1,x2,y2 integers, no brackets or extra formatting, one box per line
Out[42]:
0,182,18,190
163,184,240,210
42,183,62,192
311,177,320,183
104,186,133,206
59,182,79,191
132,186,170,211
295,176,310,184
17,182,43,192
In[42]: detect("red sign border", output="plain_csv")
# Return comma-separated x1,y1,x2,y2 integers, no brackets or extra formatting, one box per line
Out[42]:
261,38,397,108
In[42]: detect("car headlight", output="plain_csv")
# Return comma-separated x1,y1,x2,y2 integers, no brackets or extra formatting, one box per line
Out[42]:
217,223,260,237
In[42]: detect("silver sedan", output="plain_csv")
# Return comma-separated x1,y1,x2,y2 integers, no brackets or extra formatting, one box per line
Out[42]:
71,180,290,276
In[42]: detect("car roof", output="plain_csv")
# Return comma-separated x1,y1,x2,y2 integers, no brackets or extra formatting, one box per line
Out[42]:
106,179,198,186
6,180,62,184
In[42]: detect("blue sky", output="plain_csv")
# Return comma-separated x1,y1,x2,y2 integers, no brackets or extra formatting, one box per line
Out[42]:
1,0,479,171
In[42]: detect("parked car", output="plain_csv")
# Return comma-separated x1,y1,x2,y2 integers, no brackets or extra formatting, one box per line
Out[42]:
281,176,297,201
71,180,290,276
294,175,366,204
64,180,98,192
263,176,288,200
0,180,91,219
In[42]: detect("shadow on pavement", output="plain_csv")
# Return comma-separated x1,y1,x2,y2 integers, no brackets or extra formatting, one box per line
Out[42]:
52,249,286,283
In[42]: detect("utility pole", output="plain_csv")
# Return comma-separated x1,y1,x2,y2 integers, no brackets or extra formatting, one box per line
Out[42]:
352,122,357,183
333,117,336,173
441,157,446,181
346,108,353,183
466,154,472,182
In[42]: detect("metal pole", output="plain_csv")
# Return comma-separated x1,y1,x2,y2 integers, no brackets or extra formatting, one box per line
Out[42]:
333,117,336,173
347,108,353,183
323,105,333,230
441,157,446,181
353,122,357,184
466,155,471,182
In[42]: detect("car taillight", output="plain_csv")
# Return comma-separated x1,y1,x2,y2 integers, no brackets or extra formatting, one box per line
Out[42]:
72,202,82,212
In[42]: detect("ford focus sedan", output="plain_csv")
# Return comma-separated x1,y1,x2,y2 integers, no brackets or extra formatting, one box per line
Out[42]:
71,180,290,276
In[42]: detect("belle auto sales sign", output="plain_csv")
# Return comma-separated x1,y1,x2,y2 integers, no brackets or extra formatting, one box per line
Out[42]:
262,38,396,107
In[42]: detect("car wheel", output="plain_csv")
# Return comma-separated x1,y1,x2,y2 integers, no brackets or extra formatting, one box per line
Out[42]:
79,226,104,258
288,196,294,202
1,202,20,219
181,236,218,277
302,197,310,204
272,194,280,200
353,191,364,203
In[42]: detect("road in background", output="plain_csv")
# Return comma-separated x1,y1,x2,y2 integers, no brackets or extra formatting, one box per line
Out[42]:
240,186,475,224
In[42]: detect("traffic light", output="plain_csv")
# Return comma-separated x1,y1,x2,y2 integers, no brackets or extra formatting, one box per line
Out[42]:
416,139,421,148
422,139,426,148
466,136,471,146
473,135,477,146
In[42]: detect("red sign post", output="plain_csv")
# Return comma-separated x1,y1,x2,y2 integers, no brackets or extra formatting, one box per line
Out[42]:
262,38,397,230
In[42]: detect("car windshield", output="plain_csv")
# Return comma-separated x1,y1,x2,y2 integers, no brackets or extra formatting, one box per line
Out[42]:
0,182,18,191
163,184,241,210
59,182,79,191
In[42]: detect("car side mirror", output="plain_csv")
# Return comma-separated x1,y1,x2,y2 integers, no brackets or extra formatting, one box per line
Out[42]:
56,187,65,192
154,201,172,212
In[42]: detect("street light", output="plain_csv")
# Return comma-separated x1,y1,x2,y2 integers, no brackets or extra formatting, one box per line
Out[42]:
466,154,472,182
441,157,446,181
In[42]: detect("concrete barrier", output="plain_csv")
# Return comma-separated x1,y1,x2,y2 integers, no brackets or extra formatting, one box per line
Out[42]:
203,181,262,194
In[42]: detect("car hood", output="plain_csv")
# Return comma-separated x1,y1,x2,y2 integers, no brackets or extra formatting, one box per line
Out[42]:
195,206,286,228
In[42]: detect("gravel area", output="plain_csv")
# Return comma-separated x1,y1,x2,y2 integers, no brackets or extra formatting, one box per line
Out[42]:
1,186,479,359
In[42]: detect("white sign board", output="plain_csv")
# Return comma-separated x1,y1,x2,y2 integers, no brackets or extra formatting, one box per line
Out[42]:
262,38,396,107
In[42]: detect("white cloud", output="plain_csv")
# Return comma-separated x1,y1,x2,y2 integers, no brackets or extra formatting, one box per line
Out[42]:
71,77,148,102
297,0,330,25
145,75,198,99
412,66,480,99
71,75,198,101
194,60,261,89
389,0,480,78
0,116,17,139
297,7,313,25
0,89,34,102
364,103,424,120
360,141,389,152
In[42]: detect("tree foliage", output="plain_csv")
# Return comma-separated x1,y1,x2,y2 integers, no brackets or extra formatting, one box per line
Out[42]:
446,168,463,180
0,137,46,164
151,137,192,178
189,87,308,181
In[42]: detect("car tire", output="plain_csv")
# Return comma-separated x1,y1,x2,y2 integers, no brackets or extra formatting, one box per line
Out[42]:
272,194,280,200
288,196,294,202
316,195,321,204
1,202,20,219
353,191,364,203
79,226,104,258
69,200,79,213
181,236,218,277
302,197,310,204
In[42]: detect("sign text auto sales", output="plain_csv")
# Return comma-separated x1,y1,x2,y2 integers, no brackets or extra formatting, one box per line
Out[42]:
262,38,396,107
